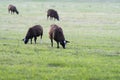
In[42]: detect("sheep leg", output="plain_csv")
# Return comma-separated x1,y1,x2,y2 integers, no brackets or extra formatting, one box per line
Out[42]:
51,39,53,47
34,37,37,44
57,42,59,48
13,12,14,14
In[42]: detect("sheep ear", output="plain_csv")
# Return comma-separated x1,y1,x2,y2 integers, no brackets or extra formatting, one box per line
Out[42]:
66,40,70,43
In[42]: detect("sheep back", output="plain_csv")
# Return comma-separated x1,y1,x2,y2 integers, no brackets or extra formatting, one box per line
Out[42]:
49,24,65,42
47,9,59,21
8,4,19,14
24,25,43,44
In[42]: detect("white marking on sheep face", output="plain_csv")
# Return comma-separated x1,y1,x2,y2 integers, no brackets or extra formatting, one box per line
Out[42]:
64,40,66,44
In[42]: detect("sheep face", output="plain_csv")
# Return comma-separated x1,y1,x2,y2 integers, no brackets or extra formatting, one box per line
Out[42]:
16,11,19,14
60,40,70,49
60,40,66,49
23,38,29,44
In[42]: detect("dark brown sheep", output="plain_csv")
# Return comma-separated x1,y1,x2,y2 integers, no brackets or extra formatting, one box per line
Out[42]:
23,25,43,44
47,9,59,21
8,4,19,14
49,24,69,49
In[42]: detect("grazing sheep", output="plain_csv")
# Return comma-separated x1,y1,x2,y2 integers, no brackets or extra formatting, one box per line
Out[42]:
8,4,19,14
49,24,69,49
47,9,59,21
23,25,43,44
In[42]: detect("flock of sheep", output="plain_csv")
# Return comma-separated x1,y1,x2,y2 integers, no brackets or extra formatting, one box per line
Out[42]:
8,4,70,49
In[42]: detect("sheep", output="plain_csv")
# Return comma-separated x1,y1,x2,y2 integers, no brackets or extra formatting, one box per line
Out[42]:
47,9,59,21
49,24,69,49
23,25,43,44
8,4,19,14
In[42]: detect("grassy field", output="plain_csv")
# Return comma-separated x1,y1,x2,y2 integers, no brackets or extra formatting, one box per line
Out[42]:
0,0,120,80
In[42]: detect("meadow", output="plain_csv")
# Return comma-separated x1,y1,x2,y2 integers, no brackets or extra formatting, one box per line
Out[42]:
0,0,120,80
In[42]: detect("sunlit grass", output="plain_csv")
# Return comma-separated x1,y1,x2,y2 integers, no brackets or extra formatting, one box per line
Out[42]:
0,0,120,80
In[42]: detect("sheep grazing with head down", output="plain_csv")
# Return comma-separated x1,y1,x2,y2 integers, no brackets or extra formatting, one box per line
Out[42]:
49,24,69,49
47,9,59,21
8,4,19,14
23,25,43,44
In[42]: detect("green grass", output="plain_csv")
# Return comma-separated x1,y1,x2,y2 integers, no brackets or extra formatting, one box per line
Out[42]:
0,0,120,80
